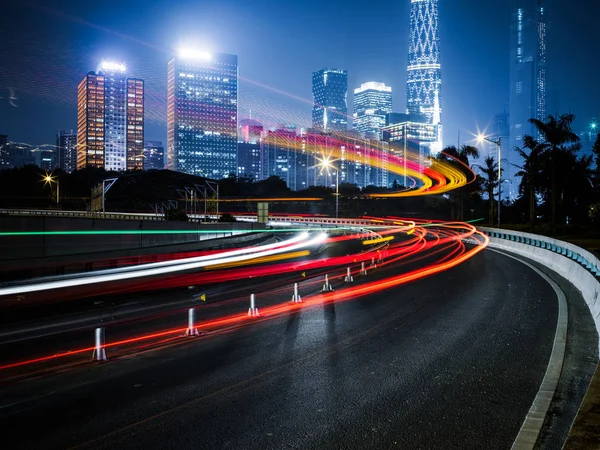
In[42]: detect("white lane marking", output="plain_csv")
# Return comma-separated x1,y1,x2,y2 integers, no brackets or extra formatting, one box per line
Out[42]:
489,248,567,450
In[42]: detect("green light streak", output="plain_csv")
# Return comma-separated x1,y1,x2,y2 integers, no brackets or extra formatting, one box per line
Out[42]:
0,228,344,237
0,219,484,236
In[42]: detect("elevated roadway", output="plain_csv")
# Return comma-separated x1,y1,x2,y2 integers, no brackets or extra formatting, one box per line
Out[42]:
0,217,597,449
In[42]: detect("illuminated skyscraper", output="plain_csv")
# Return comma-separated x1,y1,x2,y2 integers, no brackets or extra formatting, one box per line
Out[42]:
353,82,392,139
77,61,144,171
406,0,442,124
312,69,348,131
509,0,547,151
508,0,547,193
167,50,238,178
101,62,127,172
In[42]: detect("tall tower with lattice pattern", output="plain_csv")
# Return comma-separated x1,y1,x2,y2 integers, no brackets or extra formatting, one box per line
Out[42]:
406,0,442,125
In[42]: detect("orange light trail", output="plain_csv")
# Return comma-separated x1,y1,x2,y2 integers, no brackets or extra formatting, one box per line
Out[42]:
0,222,488,374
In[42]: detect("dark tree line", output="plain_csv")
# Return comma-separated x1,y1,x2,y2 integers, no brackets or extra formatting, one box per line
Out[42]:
513,113,598,234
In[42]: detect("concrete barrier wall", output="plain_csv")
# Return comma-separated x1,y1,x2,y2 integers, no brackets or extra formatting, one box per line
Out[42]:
479,227,600,352
0,216,258,260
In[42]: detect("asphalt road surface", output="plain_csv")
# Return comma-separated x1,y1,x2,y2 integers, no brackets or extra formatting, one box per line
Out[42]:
0,249,558,450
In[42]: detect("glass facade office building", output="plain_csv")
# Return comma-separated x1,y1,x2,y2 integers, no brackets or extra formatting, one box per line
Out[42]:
406,0,442,124
312,69,348,131
509,0,547,184
167,51,238,179
101,62,127,172
353,82,392,138
509,0,547,154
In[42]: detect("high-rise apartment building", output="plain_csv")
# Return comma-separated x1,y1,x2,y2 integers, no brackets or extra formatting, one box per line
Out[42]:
143,140,165,170
56,129,78,173
353,82,392,139
312,69,348,131
167,50,238,179
237,119,262,181
406,0,442,124
77,61,144,171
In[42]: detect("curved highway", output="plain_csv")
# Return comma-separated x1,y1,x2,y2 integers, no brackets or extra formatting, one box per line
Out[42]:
0,226,561,449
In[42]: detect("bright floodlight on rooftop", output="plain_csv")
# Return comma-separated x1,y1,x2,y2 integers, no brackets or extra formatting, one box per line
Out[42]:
100,60,126,72
178,49,212,60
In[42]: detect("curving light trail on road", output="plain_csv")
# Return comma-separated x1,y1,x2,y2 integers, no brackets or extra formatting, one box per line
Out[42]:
0,217,488,375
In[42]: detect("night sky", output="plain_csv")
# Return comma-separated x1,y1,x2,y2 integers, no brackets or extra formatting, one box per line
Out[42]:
1,0,599,148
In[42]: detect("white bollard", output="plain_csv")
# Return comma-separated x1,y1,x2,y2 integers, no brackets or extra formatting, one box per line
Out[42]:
322,274,334,292
344,267,354,282
291,282,302,303
248,293,260,317
185,307,200,336
360,261,367,276
92,327,107,362
370,256,377,268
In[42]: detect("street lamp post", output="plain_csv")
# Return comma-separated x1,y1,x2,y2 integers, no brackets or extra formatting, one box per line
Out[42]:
43,173,60,208
320,156,339,219
477,135,502,228
335,167,339,219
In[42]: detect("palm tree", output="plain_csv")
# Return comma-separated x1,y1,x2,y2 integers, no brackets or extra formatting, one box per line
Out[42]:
475,156,501,226
514,135,544,231
528,114,580,234
593,133,600,192
438,145,480,220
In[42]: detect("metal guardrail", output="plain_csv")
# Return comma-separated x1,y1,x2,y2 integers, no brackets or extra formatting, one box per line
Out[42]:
0,208,163,221
480,228,600,279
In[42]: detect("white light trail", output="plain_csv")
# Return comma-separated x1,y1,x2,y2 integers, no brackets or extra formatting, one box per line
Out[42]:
0,233,325,297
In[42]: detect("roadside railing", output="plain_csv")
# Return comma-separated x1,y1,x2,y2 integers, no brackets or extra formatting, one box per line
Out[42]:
479,226,600,351
479,227,600,279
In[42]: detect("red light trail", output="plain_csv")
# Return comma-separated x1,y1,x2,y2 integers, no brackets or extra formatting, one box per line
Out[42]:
0,219,488,377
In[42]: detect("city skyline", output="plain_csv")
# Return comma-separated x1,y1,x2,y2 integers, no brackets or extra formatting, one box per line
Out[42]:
1,1,599,153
